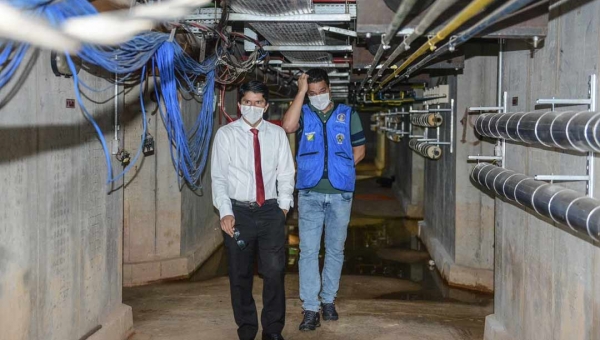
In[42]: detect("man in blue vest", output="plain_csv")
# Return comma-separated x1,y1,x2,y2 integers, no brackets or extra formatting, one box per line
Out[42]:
282,68,366,331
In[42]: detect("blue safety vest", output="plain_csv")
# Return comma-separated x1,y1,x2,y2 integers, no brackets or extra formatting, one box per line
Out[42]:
296,104,355,192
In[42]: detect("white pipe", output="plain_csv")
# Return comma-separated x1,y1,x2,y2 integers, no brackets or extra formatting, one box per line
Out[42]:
1,0,212,50
0,3,80,53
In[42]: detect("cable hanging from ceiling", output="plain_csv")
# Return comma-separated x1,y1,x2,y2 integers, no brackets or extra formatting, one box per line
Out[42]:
0,0,266,190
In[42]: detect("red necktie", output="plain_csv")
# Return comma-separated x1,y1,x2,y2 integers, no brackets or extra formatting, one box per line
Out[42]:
251,129,265,206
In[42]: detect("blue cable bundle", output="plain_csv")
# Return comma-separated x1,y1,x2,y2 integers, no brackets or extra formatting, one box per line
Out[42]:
153,42,216,190
1,0,219,190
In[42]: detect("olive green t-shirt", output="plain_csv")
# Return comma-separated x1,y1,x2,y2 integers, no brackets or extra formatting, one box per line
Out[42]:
298,104,366,194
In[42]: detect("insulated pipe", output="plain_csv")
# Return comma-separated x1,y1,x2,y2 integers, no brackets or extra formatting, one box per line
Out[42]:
411,113,443,127
376,0,498,91
387,132,403,142
474,111,600,153
371,0,460,86
387,0,540,88
360,0,418,90
471,163,600,241
409,139,442,159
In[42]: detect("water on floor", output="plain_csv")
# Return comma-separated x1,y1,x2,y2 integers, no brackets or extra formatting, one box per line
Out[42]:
285,216,491,306
125,173,493,340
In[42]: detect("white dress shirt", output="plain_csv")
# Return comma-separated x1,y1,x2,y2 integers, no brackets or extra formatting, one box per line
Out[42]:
211,118,295,219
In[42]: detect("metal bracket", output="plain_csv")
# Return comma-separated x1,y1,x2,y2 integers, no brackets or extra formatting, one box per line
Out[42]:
320,26,357,38
534,74,596,197
408,100,455,153
467,92,508,167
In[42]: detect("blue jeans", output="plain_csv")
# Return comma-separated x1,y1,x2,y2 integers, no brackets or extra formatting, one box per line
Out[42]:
298,190,353,312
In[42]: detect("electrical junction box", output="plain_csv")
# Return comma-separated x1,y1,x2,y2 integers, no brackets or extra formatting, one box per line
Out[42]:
423,85,449,105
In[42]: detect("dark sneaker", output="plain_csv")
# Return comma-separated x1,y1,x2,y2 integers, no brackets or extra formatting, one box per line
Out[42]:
299,310,321,331
262,333,285,340
322,303,339,321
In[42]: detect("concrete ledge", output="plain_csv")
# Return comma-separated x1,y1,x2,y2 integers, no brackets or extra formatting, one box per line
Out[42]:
484,314,513,340
393,183,423,219
418,221,494,293
123,227,223,287
88,304,133,340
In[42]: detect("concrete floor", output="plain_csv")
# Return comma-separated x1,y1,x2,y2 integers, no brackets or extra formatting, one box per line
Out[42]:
124,170,492,340
125,274,491,340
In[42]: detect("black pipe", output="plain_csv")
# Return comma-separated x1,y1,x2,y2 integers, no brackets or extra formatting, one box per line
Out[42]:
471,163,600,242
475,110,600,153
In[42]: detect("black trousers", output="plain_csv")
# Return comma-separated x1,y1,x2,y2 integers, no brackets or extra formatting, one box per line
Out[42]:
224,199,286,340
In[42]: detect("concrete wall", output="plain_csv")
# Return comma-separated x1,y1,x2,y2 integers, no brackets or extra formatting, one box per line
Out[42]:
454,45,497,273
392,130,424,218
0,51,132,340
122,84,221,286
485,2,600,339
413,44,497,292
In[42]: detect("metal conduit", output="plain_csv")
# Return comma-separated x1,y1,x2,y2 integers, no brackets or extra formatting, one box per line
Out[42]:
410,113,443,127
409,139,442,159
376,0,498,92
474,111,600,153
370,0,460,88
471,163,600,241
383,0,539,90
359,0,418,90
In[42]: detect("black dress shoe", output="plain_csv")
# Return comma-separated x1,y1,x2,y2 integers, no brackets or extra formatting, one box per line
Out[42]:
261,333,284,340
299,310,321,331
322,303,339,321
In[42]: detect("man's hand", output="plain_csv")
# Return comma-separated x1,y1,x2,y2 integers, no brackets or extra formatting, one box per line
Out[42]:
297,73,308,95
220,215,235,237
282,209,288,217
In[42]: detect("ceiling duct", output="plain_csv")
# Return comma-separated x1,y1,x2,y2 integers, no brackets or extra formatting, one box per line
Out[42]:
250,22,333,64
228,0,312,15
251,23,325,46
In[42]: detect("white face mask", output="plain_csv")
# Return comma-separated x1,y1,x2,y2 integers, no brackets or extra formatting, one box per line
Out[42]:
309,93,331,111
240,105,264,125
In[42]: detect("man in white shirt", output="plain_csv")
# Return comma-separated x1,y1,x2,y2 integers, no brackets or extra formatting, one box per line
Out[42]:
211,80,295,340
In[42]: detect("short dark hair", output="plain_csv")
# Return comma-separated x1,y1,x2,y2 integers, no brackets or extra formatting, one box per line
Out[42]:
306,68,330,86
238,80,269,103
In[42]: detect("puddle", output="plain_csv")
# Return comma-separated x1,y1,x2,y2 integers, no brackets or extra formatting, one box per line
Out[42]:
285,217,493,306
189,180,492,307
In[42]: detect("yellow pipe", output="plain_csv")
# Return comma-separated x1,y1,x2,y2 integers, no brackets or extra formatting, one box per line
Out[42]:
376,0,496,91
369,92,415,104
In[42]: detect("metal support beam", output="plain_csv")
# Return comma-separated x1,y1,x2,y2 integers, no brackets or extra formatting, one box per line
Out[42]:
468,156,503,161
228,13,352,22
320,26,357,37
468,106,504,111
262,45,352,52
534,175,590,181
281,63,350,68
185,12,352,22
534,74,596,197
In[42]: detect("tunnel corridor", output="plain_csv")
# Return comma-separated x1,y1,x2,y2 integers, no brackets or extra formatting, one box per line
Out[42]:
3,1,600,340
124,165,493,340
